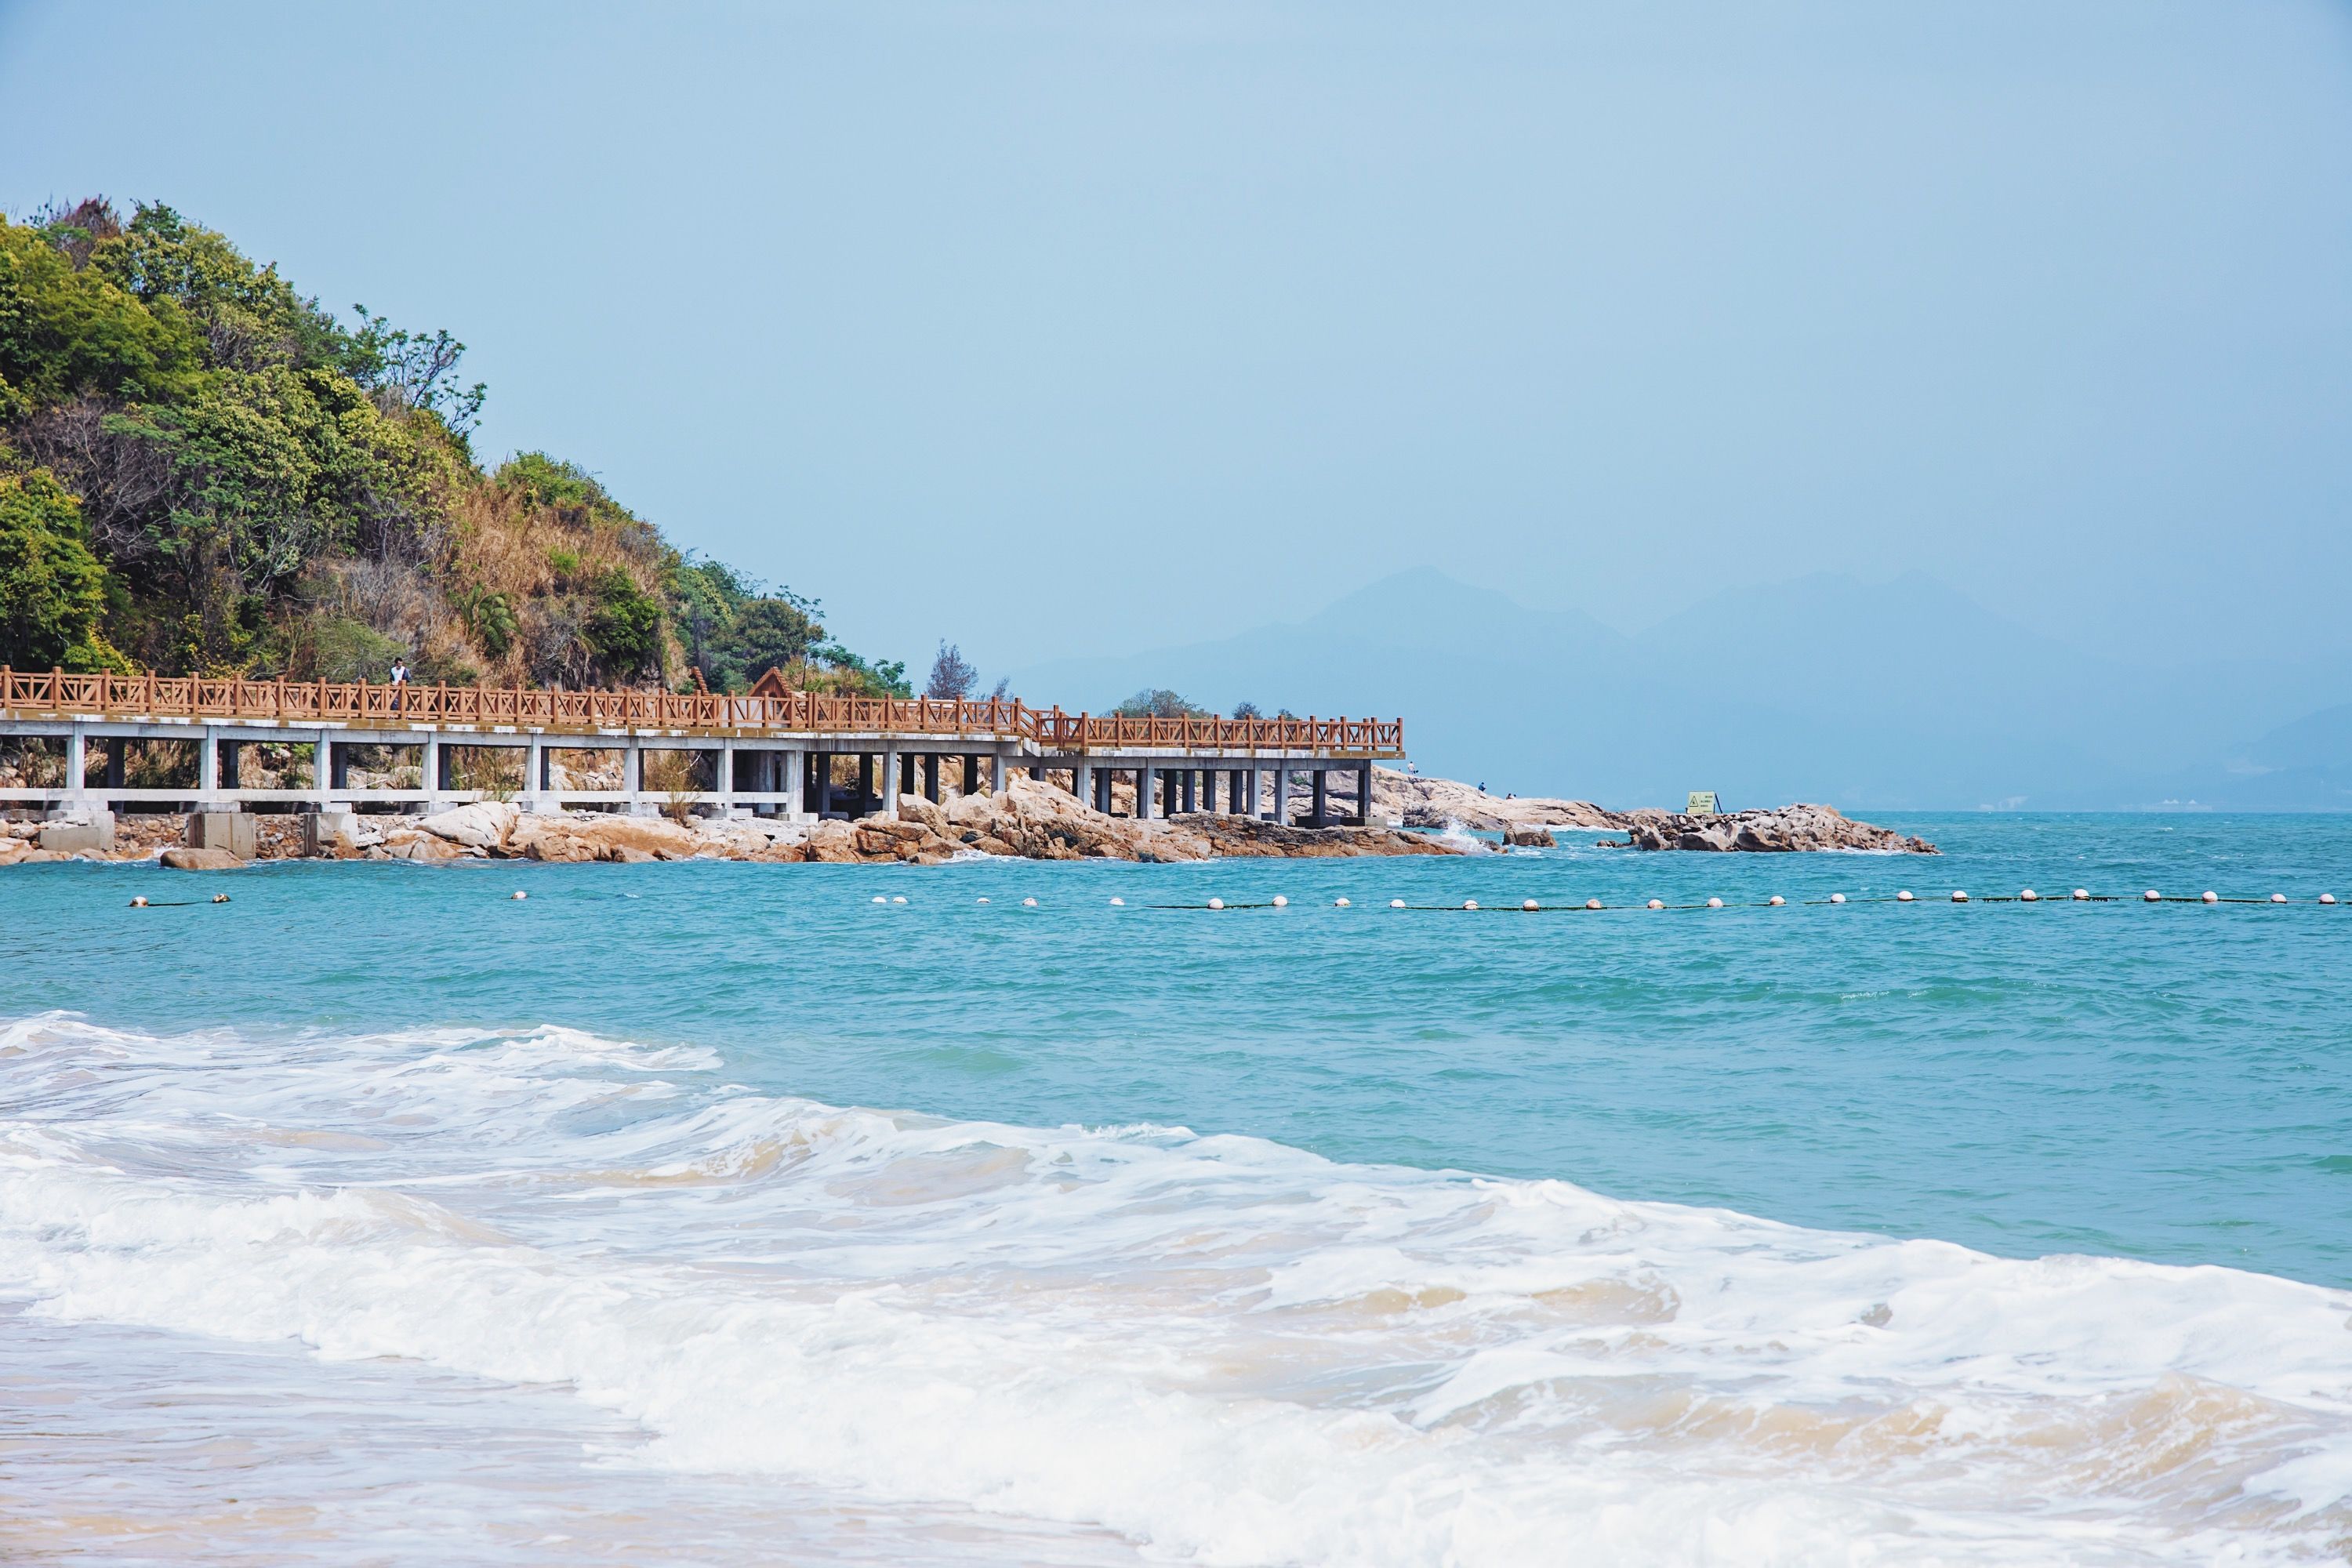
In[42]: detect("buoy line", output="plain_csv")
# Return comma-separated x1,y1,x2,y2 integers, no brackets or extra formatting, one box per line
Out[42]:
1129,892,2347,913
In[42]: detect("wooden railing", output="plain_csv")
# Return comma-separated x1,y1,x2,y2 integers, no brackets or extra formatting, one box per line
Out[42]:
0,668,1403,756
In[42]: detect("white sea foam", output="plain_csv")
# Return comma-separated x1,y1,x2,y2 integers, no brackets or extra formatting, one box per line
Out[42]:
2,1010,2349,1565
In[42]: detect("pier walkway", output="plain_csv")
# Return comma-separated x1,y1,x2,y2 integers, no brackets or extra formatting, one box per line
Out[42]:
0,669,1406,827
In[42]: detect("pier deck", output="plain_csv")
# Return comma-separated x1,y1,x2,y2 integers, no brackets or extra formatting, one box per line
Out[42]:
0,669,1405,826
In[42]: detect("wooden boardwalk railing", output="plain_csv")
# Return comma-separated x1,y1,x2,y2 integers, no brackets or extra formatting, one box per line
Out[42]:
0,668,1404,757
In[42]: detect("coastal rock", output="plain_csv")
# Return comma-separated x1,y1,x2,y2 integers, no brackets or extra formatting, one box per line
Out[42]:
1614,804,1937,855
1171,815,1460,859
160,846,242,871
1374,770,1621,832
417,801,517,851
1503,826,1557,848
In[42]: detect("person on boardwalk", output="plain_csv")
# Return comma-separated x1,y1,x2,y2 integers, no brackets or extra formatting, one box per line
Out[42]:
390,657,408,713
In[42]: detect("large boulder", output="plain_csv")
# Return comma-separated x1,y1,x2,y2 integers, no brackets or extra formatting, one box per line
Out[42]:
1617,804,1937,854
418,801,518,851
160,846,242,871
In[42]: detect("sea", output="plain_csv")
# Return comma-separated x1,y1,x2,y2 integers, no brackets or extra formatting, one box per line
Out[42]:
2,813,2347,1566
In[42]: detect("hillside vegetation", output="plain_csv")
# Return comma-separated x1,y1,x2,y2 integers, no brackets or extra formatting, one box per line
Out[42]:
0,198,904,695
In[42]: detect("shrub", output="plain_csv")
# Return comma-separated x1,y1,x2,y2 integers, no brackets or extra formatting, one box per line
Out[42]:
0,469,127,671
583,567,661,676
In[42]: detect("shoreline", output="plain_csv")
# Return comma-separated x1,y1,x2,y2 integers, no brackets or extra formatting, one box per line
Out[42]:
2,771,1937,868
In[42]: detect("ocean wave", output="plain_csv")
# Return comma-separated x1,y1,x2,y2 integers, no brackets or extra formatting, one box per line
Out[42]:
3,1010,2348,1566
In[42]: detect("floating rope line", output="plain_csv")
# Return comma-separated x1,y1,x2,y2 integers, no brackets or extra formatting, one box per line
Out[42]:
1138,892,2343,913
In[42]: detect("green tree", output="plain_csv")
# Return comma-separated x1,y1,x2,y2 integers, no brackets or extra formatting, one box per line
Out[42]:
1114,688,1208,718
729,595,823,677
583,567,661,677
0,216,201,412
0,470,128,671
924,641,977,700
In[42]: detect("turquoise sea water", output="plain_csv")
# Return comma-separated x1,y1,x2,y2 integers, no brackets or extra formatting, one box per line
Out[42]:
4,813,2350,1564
7,814,2347,1283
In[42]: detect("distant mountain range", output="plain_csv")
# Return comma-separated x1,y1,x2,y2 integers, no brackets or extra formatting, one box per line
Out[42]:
1008,570,2352,811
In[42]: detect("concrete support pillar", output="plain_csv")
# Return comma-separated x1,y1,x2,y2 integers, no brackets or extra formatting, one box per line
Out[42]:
857,753,874,815
880,749,899,818
623,740,647,815
785,750,805,818
815,753,835,817
197,730,220,806
1073,761,1093,808
524,735,547,813
222,739,242,790
1137,763,1156,820
1358,764,1372,825
314,729,335,813
717,739,738,817
64,724,88,808
1311,768,1330,829
1180,769,1196,813
103,737,125,790
923,753,941,804
1096,766,1113,814
992,755,1007,793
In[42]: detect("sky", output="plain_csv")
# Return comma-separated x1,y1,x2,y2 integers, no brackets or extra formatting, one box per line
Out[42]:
3,0,2349,686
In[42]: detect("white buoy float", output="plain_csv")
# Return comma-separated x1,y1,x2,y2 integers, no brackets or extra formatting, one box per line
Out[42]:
1523,898,1540,911
1389,898,1406,909
1022,897,1038,907
1647,898,1664,909
212,893,230,904
1463,899,1479,910
511,890,528,901
2020,889,2038,902
1109,897,1125,906
2073,889,2090,901
1951,891,1968,902
892,895,908,905
1768,895,1785,906
2272,893,2288,903
1829,892,1846,905
1586,898,1603,910
1706,897,1723,909
2143,890,2161,902
1334,898,1351,908
872,895,887,904
2324,894,2339,905
2201,891,2218,903
1896,890,1915,902
129,895,147,908
976,897,990,904
1271,895,1289,908
1207,898,1225,910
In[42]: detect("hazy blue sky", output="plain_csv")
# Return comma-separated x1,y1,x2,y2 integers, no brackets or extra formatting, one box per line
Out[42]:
4,1,2347,681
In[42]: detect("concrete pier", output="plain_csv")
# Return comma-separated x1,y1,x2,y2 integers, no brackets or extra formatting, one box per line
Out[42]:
0,672,1403,826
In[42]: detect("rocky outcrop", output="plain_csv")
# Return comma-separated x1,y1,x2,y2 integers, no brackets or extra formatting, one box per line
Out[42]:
1373,768,1621,832
1372,770,1933,853
0,775,1931,868
886,777,1458,863
160,846,242,870
256,775,1462,866
1611,804,1937,855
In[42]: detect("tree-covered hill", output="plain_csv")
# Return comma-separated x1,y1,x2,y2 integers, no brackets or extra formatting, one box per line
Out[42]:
0,198,905,695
